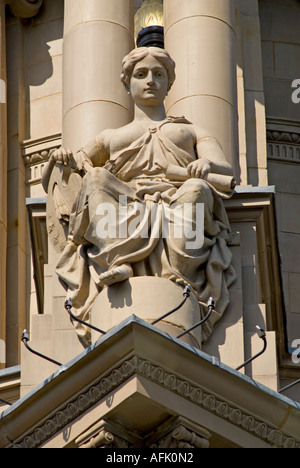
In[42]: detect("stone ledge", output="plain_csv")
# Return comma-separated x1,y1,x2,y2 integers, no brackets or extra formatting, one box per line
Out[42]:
1,317,300,448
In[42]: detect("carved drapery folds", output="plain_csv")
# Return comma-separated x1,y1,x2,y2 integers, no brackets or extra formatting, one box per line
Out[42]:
6,0,43,19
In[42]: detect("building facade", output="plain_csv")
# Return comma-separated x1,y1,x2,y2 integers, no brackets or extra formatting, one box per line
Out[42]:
0,0,300,448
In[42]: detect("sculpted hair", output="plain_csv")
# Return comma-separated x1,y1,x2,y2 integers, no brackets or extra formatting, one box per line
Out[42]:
120,47,176,92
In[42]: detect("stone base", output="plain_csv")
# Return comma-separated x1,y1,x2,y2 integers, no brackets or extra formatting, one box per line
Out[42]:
91,277,202,348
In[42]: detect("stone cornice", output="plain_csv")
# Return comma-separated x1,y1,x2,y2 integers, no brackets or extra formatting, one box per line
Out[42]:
22,134,62,166
4,354,300,449
6,0,43,19
22,134,61,185
267,129,300,145
1,318,300,448
267,129,300,164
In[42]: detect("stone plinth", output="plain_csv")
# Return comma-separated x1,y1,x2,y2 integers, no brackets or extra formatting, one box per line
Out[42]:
91,276,202,348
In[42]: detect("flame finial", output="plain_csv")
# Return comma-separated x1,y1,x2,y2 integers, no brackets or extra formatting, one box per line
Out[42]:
135,0,164,45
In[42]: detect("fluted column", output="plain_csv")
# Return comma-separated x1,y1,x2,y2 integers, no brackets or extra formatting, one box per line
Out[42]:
63,0,135,152
164,0,239,178
0,0,7,369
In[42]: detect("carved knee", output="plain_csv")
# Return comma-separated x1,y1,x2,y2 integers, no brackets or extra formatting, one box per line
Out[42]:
183,178,213,205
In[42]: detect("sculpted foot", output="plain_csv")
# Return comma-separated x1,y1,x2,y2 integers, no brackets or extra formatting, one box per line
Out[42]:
99,264,133,286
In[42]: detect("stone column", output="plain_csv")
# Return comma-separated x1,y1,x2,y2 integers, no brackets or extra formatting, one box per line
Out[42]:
63,0,135,152
0,0,7,369
35,0,135,371
164,0,239,179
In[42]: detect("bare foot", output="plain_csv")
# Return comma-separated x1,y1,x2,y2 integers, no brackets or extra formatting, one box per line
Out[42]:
99,264,133,286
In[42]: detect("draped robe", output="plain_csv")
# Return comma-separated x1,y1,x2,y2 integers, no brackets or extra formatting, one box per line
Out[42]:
56,117,236,344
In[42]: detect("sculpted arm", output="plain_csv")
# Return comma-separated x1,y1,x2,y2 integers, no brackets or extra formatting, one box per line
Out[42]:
42,131,111,193
188,126,233,179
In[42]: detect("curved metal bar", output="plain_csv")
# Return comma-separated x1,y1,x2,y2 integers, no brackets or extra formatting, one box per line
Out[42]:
21,330,62,367
65,299,106,335
279,379,300,394
151,285,191,326
236,335,267,371
0,398,12,406
176,297,215,339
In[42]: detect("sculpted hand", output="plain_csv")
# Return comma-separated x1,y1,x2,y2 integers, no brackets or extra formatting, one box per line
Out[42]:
187,159,211,179
50,148,76,168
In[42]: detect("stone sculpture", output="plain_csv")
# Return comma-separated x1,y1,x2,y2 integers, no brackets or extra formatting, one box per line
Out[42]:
42,47,236,345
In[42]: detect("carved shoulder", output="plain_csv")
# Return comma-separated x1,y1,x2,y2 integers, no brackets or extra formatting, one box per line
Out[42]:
79,130,113,168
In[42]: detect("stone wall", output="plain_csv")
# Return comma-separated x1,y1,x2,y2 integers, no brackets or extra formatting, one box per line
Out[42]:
259,0,300,362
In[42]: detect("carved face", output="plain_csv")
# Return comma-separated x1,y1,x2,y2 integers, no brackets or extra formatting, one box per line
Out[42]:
129,54,169,107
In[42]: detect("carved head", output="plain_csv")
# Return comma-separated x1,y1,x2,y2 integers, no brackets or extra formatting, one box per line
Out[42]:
120,47,176,95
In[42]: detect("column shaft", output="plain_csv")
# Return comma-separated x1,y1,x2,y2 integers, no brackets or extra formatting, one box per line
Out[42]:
63,0,135,152
164,0,239,176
